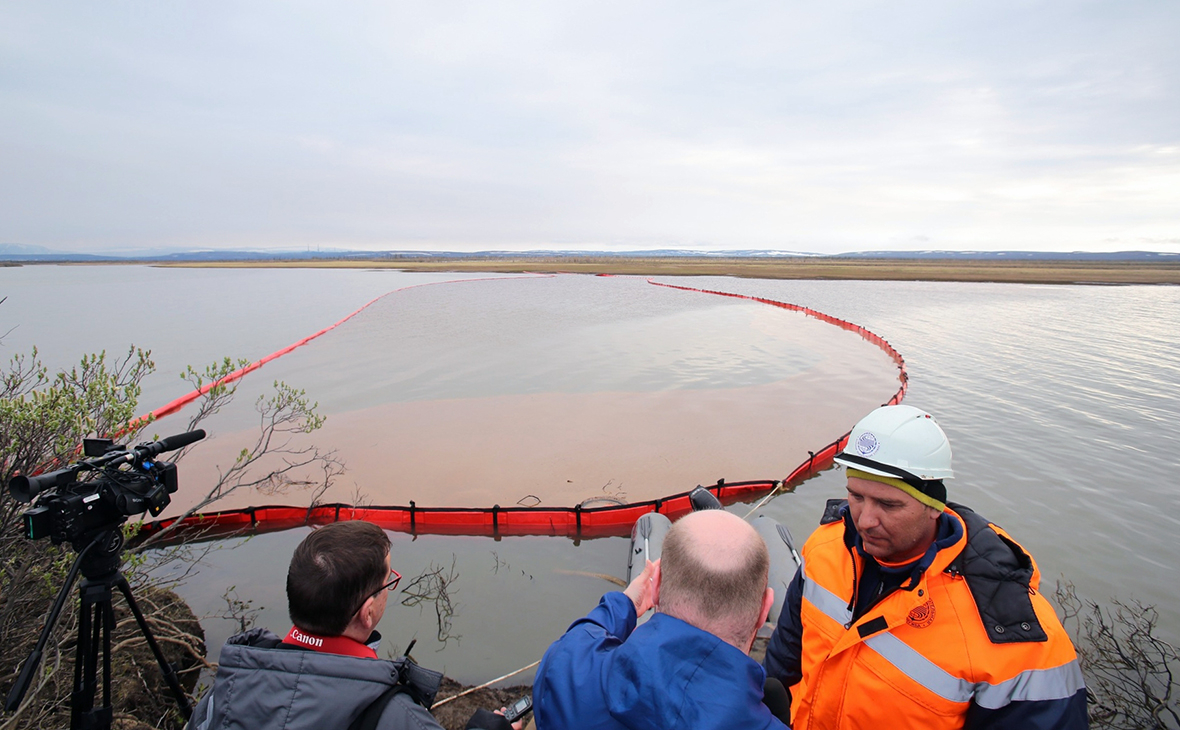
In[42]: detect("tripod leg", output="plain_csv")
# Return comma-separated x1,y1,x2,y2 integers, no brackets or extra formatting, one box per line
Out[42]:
73,582,114,730
5,545,90,713
102,600,114,722
71,596,94,729
114,575,194,721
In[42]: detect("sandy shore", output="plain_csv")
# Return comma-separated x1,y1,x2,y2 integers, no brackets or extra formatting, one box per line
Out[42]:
154,256,1180,285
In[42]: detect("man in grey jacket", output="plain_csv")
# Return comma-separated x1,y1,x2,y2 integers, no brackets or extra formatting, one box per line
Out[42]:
188,521,513,730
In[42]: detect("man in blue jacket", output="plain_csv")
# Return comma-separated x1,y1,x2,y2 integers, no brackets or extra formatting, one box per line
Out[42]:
534,509,789,730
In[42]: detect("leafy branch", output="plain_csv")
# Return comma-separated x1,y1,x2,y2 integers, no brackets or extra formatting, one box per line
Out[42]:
135,361,344,549
0,347,154,532
206,585,263,636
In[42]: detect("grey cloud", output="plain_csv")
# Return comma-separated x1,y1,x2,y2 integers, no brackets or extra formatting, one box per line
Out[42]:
1,0,1178,253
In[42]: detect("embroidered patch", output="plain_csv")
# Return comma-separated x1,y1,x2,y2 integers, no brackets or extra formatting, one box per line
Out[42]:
907,599,936,629
856,431,880,456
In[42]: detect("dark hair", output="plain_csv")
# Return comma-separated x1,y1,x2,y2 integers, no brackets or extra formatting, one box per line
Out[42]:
659,516,769,644
287,521,391,636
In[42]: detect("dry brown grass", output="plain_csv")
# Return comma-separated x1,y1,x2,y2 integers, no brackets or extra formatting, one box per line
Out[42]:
156,256,1180,285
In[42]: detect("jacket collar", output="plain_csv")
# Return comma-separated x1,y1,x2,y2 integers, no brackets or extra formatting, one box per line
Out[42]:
282,626,378,659
604,613,771,730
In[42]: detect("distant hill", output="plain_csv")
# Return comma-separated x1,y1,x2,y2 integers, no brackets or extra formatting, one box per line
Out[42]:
0,243,113,261
0,243,56,256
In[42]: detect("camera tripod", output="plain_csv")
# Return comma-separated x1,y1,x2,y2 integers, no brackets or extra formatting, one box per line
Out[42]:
5,528,193,730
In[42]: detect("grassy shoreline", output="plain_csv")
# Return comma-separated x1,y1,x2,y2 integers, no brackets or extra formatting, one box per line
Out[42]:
145,256,1180,285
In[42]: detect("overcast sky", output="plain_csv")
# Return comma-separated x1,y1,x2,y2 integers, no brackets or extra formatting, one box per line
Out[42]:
2,1,1177,254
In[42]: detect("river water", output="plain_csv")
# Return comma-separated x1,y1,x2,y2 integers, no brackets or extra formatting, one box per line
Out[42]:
2,265,1177,685
156,273,900,513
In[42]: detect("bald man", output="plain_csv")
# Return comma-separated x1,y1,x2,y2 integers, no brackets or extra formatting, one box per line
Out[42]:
532,510,789,730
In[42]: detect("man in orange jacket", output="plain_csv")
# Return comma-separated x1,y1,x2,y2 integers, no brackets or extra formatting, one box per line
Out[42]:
763,405,1088,729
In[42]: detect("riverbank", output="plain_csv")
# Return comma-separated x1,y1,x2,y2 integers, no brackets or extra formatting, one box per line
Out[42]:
154,256,1180,285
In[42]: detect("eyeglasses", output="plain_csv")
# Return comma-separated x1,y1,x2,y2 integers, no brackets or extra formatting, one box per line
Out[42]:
351,568,401,617
377,568,402,594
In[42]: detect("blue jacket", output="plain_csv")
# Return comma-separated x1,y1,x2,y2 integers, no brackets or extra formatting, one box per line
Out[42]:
534,592,788,730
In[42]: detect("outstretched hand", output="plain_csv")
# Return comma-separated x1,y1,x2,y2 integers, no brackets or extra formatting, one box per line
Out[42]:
496,707,524,730
623,559,658,616
465,707,522,730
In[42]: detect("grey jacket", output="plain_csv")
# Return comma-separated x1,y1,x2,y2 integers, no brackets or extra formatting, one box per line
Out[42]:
188,628,445,730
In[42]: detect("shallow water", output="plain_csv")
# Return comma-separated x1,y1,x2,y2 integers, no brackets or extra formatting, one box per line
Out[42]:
160,274,899,511
3,266,1177,685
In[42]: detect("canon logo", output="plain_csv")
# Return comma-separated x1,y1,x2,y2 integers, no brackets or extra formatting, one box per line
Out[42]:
290,628,323,648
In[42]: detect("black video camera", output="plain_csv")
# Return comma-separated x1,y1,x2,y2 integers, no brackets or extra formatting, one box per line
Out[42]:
8,429,205,550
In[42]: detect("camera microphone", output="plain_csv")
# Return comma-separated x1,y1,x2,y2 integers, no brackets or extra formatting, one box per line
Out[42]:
133,429,206,459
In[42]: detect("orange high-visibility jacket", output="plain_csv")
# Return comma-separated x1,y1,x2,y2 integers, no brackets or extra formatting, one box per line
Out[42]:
764,502,1087,730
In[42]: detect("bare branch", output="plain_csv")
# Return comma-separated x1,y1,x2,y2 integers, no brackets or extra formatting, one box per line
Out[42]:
400,556,462,648
1057,581,1180,729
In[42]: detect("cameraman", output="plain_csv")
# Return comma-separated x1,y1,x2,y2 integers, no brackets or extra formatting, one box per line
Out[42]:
188,521,517,730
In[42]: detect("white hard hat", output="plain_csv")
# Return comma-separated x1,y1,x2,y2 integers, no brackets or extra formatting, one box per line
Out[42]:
834,405,954,482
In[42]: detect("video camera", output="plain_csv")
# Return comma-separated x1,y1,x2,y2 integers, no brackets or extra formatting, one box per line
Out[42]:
8,429,205,550
4,429,206,726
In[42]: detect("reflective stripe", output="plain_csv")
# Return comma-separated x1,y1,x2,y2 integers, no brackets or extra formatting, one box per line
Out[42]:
974,660,1087,709
801,560,854,627
866,633,1087,708
865,633,975,703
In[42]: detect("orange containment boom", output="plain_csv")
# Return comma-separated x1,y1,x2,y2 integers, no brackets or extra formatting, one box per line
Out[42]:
646,279,908,376
135,280,906,545
141,472,829,545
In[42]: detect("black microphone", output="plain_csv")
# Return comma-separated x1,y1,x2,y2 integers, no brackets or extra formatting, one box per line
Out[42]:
763,677,791,725
133,429,206,459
